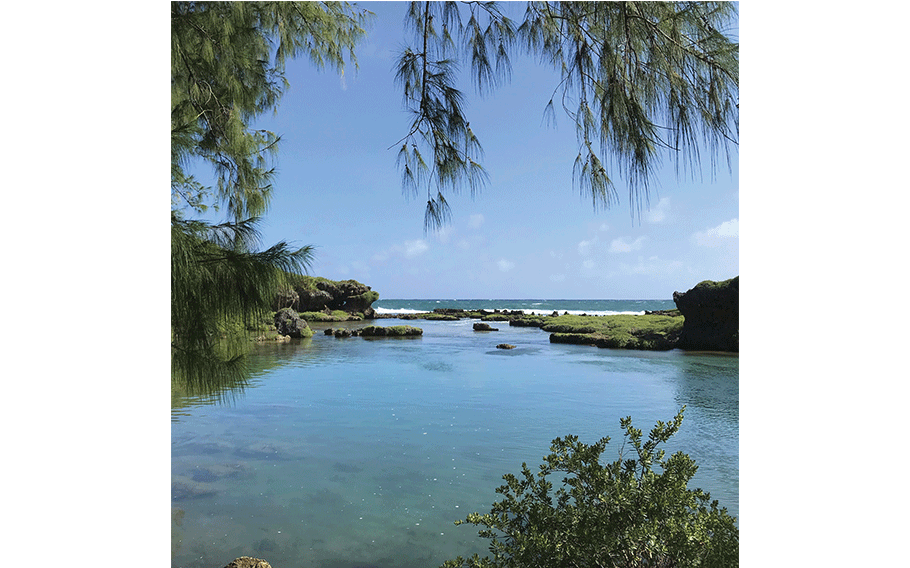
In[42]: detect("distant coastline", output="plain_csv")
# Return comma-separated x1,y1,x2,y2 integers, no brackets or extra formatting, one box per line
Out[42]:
269,276,738,352
371,298,677,317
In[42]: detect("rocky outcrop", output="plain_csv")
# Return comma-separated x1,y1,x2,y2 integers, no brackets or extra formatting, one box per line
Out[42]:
473,322,499,331
672,276,739,352
509,317,546,327
223,557,271,568
297,288,333,312
273,308,312,338
273,287,299,311
289,277,379,318
496,343,516,349
360,325,423,337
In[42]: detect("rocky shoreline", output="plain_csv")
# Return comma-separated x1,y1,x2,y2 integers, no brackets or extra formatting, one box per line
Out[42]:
256,276,738,353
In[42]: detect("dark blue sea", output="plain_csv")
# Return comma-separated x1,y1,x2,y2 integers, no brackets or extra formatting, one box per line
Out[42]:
373,298,677,316
172,299,737,568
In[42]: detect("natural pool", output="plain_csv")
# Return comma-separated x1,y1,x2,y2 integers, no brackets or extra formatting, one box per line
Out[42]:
172,317,738,568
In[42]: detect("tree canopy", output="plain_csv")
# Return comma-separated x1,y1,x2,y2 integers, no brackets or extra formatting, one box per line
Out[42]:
170,1,369,387
394,1,738,230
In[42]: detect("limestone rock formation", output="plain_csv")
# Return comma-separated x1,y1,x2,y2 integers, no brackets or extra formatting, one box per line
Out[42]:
297,288,333,312
273,308,312,338
672,276,739,352
273,286,299,311
288,277,379,317
473,322,499,331
360,325,423,337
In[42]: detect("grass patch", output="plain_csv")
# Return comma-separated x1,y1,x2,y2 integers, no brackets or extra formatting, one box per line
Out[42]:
360,325,423,337
543,313,683,351
300,310,363,322
422,313,460,321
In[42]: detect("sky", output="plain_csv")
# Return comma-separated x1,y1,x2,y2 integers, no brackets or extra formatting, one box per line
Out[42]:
190,1,739,300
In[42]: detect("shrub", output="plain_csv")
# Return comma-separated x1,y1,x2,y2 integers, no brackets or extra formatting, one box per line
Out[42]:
442,407,738,568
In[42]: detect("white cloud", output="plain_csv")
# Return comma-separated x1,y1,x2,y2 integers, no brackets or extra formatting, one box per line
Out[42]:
692,218,739,247
404,239,429,258
582,259,596,270
550,274,566,282
578,239,594,256
621,256,684,276
434,226,454,245
609,236,647,253
468,213,485,229
374,239,430,263
645,197,671,224
497,259,515,272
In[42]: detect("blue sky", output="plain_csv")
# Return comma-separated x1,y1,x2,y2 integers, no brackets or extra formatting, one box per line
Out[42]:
190,1,739,300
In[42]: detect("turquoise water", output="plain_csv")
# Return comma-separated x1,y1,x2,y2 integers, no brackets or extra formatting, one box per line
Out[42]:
171,306,738,568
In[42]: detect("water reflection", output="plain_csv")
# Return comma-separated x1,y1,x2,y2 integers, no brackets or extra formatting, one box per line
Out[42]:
171,336,324,420
672,352,739,419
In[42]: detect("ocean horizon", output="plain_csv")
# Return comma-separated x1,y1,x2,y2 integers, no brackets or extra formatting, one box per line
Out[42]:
372,298,678,317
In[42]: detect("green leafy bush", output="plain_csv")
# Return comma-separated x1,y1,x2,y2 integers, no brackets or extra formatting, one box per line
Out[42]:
442,408,738,568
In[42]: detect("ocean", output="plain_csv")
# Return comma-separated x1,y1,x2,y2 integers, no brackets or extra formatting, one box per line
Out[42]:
171,299,737,568
372,298,678,317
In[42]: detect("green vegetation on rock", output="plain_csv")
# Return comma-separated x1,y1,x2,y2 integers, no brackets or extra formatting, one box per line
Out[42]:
299,310,363,322
360,325,423,337
423,313,461,321
542,313,683,351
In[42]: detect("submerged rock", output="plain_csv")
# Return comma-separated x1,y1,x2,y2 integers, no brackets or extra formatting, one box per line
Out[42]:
496,343,516,349
223,557,272,568
473,322,499,331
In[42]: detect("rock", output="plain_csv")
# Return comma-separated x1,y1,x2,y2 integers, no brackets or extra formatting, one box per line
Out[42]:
481,314,510,322
473,322,499,331
273,286,299,311
363,306,376,320
672,276,739,352
223,557,272,568
360,325,423,337
324,328,334,335
424,313,460,321
297,288,334,312
273,308,311,338
509,317,545,328
291,277,380,316
496,343,516,349
434,308,469,316
333,328,352,338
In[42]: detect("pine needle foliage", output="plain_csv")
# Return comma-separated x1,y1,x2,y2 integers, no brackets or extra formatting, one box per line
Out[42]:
394,1,738,226
171,215,314,389
442,407,739,568
171,2,368,389
395,1,514,232
172,1,368,220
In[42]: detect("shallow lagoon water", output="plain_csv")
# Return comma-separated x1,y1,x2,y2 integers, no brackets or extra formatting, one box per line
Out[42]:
172,315,738,568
